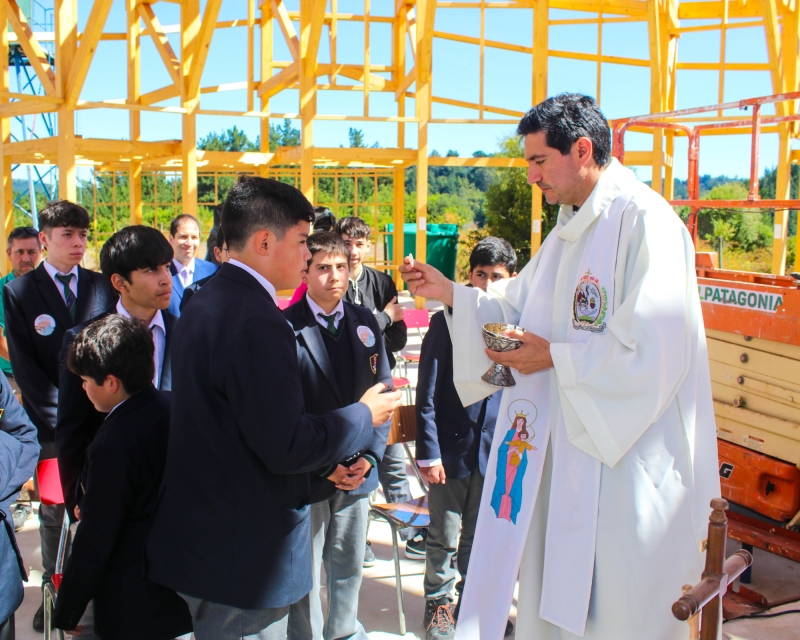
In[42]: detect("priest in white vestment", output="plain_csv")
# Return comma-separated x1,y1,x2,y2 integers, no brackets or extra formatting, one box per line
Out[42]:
400,94,720,640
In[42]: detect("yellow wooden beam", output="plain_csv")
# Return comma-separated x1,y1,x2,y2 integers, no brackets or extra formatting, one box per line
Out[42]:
138,3,182,90
333,65,392,90
272,0,301,61
187,0,223,99
55,0,77,201
677,0,762,19
66,0,113,109
427,156,527,167
258,61,299,98
181,0,200,215
140,84,180,105
0,100,61,119
1,0,12,270
431,95,525,118
7,0,57,95
299,0,326,202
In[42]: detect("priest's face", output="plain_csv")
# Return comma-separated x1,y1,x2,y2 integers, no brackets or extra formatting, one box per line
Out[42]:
524,132,594,207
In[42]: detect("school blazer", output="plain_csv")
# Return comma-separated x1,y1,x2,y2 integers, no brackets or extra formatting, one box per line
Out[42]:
146,262,375,610
2,263,116,444
178,272,215,312
415,310,502,479
284,296,392,503
167,257,218,317
56,310,178,519
53,387,193,640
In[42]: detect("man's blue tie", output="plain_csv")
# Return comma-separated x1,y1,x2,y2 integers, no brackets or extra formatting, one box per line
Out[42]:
55,273,77,322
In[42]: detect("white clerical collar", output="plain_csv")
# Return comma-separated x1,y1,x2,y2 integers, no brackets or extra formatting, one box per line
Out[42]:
558,158,636,243
227,259,278,305
305,293,344,329
43,259,78,280
115,299,166,333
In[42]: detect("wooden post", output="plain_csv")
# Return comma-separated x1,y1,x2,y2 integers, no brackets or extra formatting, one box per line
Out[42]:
299,0,324,204
530,0,548,255
56,0,78,202
128,0,142,224
393,167,405,290
181,0,200,215
260,0,273,176
0,0,12,273
699,498,728,640
393,4,407,290
647,0,664,195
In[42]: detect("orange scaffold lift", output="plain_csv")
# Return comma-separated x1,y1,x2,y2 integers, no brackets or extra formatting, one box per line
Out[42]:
615,92,800,619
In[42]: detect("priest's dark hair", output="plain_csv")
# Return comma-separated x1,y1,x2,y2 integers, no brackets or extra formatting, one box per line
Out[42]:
517,93,611,168
221,176,315,251
67,315,154,394
38,200,90,233
469,236,517,275
306,230,350,267
100,225,174,282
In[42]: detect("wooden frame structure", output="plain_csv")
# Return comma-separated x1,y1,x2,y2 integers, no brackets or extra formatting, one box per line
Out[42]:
1,0,798,277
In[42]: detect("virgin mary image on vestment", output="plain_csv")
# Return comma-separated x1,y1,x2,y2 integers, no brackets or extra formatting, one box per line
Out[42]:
491,399,537,524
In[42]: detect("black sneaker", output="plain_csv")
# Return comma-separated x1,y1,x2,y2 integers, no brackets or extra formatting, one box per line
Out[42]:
32,600,45,632
404,531,427,559
363,541,375,568
12,502,32,532
425,598,455,640
505,619,514,637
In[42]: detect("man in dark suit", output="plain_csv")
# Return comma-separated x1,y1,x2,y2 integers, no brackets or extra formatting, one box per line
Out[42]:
167,214,218,316
179,224,228,313
53,315,192,640
415,237,516,639
56,225,177,520
2,200,115,631
284,232,392,640
146,177,402,640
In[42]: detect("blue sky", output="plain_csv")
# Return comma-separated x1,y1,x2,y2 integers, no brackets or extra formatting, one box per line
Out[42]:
16,0,781,183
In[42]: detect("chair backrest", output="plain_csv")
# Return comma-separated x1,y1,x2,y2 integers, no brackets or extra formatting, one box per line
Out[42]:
36,459,64,506
403,308,430,330
388,405,416,445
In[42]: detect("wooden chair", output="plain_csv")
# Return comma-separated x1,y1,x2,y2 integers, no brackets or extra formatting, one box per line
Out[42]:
672,498,753,640
367,405,429,636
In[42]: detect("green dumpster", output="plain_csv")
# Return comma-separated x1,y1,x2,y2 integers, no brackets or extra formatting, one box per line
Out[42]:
385,223,459,281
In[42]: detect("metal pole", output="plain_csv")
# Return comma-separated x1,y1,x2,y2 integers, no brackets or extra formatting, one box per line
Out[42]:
14,53,39,229
749,104,761,201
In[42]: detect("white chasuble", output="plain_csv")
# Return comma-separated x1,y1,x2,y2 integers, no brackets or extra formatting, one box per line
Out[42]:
448,160,720,640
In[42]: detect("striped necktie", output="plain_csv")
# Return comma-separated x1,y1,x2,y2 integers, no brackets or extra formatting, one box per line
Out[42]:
55,273,77,322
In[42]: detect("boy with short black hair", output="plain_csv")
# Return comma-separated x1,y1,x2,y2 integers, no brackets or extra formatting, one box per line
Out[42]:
416,237,516,640
53,315,193,640
2,200,116,631
56,225,177,520
335,216,418,559
284,231,391,640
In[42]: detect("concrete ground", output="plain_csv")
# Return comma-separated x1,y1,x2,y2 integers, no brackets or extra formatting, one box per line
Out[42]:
7,294,800,638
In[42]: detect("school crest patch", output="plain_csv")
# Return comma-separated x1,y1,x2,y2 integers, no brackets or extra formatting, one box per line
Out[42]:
572,270,608,333
370,353,378,375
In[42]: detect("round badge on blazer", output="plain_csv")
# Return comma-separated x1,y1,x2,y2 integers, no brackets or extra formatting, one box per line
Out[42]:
356,325,376,347
34,314,56,336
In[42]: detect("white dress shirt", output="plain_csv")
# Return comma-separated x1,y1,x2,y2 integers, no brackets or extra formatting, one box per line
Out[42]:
227,259,278,305
305,294,344,331
116,300,166,388
173,258,195,288
42,260,79,303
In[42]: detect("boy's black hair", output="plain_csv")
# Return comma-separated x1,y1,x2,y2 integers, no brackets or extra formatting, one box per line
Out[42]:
334,216,371,240
314,206,336,232
306,231,351,267
38,200,90,233
469,237,517,275
67,315,154,394
99,225,174,282
8,226,41,246
213,225,225,250
169,214,200,238
221,176,315,251
517,93,611,168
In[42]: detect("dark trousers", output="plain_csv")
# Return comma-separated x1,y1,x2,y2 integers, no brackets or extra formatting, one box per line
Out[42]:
0,614,15,640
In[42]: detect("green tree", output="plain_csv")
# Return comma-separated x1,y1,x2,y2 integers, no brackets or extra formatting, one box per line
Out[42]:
269,119,300,150
483,135,557,268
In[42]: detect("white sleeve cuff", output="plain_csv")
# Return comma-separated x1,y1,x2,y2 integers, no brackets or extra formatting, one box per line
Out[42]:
416,458,442,467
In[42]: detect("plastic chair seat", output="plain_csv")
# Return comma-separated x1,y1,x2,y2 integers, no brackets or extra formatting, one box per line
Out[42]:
370,496,430,529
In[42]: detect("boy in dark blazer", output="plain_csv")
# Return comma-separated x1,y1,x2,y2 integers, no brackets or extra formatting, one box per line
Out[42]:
415,238,516,640
284,232,392,640
167,214,218,316
2,200,115,631
146,177,402,640
179,224,228,313
53,315,192,640
56,225,178,520
335,216,417,561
